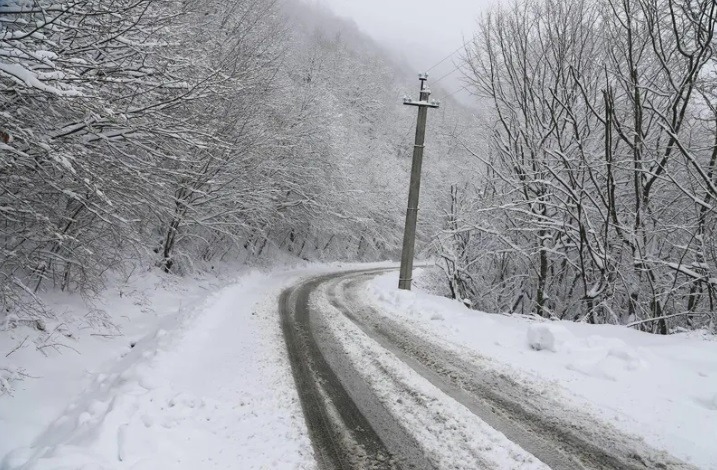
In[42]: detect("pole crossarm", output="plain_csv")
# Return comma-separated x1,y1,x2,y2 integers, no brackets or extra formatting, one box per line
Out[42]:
403,98,440,108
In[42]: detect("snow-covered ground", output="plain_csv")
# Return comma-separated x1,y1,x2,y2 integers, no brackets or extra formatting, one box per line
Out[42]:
0,263,326,469
5,263,715,469
312,278,549,469
368,270,717,470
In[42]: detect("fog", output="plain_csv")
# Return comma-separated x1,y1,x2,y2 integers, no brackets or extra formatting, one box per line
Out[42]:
312,0,499,104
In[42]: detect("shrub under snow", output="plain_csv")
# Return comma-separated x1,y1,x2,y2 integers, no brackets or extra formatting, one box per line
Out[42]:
526,323,573,352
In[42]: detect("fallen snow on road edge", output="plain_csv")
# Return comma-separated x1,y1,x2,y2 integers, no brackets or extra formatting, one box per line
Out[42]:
2,268,321,470
368,271,717,470
312,279,550,470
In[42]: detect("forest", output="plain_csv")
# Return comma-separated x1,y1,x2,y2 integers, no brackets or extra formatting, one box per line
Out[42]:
439,0,717,334
0,0,474,323
2,0,717,335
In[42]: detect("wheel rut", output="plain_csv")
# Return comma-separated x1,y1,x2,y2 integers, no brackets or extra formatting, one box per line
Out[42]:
327,273,693,470
280,270,429,470
281,269,694,470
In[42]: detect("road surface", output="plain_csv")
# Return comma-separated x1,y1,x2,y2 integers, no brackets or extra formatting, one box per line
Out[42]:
280,268,692,470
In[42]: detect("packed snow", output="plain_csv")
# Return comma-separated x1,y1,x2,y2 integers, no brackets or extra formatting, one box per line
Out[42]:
312,279,549,469
368,269,717,470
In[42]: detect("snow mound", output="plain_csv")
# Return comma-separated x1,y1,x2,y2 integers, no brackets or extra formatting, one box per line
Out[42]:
693,393,717,411
565,336,649,382
527,324,573,352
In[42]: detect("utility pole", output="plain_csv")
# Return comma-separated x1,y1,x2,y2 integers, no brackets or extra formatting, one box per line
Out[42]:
398,73,440,290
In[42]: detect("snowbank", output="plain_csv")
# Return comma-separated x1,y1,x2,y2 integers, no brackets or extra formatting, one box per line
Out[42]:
0,266,323,469
368,271,717,470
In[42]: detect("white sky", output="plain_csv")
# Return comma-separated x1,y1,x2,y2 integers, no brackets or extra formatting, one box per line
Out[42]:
313,0,499,103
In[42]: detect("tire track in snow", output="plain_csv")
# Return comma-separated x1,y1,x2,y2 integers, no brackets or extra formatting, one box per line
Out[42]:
282,269,545,469
280,270,429,470
329,272,694,470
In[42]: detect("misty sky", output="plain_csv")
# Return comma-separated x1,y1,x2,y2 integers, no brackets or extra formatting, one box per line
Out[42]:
314,0,499,102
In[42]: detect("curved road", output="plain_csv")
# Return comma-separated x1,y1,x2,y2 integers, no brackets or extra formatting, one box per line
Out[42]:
280,268,693,470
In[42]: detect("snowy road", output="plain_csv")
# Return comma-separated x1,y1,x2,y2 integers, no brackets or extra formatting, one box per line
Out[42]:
281,268,694,470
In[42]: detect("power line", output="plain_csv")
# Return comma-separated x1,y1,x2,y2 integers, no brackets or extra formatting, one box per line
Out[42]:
439,86,469,102
432,64,461,85
425,43,466,73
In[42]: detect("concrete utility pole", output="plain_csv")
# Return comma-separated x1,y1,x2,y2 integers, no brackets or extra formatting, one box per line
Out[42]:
398,73,440,290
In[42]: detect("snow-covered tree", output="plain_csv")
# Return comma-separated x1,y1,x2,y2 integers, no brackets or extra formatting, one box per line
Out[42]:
452,0,717,333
